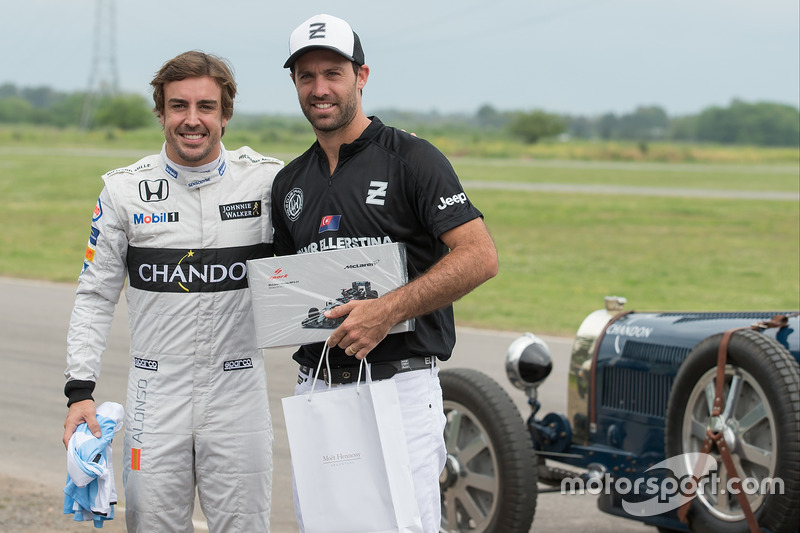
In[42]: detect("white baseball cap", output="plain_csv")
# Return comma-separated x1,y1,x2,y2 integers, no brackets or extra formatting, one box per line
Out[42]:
284,14,365,69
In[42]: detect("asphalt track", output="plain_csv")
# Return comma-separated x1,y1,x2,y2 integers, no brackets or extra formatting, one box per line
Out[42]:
0,277,656,532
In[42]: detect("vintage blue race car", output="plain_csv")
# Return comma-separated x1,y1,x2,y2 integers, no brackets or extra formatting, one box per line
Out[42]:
439,297,800,533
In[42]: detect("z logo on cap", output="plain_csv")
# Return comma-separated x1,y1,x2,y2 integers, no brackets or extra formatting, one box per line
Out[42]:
309,22,326,39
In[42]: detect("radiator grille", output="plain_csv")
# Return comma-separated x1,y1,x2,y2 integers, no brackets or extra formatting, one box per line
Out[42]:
621,341,689,366
659,312,791,323
600,367,673,418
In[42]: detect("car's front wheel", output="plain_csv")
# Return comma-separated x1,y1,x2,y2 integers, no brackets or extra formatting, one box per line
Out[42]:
664,329,800,533
439,368,537,533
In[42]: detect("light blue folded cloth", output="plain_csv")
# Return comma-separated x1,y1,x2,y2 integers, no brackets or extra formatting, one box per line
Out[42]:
63,401,124,528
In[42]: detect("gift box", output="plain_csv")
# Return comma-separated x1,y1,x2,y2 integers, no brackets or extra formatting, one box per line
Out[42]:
247,242,414,348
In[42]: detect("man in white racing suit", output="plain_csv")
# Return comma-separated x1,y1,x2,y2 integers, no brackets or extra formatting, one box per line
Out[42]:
62,51,282,532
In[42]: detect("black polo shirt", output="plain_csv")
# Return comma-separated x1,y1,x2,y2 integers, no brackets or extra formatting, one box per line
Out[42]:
271,117,483,367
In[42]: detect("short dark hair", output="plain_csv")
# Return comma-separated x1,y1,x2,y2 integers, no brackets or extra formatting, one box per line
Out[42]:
151,51,236,126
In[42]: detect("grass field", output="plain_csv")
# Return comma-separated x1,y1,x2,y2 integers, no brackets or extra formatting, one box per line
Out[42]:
0,126,797,335
463,188,798,333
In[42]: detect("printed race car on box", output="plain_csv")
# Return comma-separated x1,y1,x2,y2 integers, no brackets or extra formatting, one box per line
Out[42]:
300,281,379,329
438,297,800,533
247,242,413,348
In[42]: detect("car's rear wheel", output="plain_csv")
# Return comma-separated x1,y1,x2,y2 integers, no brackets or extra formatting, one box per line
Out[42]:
665,329,800,533
439,368,537,533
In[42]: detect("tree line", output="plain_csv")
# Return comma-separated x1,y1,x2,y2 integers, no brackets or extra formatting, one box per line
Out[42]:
0,84,154,130
1,82,798,147
475,101,799,147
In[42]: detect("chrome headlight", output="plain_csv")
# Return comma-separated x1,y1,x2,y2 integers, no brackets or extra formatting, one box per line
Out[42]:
505,332,553,390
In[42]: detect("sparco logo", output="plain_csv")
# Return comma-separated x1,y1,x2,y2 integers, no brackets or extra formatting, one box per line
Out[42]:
344,259,380,269
134,357,158,371
223,358,253,371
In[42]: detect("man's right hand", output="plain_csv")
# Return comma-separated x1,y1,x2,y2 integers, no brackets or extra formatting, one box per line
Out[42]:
63,399,101,449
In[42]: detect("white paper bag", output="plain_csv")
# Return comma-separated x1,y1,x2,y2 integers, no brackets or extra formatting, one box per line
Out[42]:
282,345,423,533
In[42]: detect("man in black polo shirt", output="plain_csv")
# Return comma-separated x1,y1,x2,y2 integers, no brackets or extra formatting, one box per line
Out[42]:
272,14,498,532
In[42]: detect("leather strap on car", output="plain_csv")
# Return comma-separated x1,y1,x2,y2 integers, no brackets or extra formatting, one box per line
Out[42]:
677,314,794,532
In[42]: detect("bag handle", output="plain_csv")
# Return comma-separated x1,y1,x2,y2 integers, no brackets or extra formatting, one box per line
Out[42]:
308,337,372,401
355,356,373,394
308,339,333,401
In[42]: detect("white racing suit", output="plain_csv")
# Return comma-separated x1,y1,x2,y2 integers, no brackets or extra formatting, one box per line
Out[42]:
65,144,282,532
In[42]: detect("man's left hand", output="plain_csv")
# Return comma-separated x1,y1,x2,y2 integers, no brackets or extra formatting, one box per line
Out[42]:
324,299,396,359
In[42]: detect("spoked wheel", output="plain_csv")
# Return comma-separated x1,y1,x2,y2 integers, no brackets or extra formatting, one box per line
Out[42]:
665,329,800,533
439,368,537,533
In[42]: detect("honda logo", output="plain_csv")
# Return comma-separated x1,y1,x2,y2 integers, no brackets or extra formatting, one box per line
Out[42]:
139,179,169,202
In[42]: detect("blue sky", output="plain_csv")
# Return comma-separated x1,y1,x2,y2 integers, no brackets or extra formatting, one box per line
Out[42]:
3,0,798,117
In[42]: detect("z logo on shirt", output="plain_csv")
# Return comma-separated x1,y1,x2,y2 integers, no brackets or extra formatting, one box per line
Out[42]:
366,181,387,206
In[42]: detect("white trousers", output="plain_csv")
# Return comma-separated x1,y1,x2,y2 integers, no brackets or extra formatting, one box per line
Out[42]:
293,363,447,533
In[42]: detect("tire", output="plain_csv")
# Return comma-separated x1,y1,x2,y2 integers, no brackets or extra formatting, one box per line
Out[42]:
439,368,537,533
665,329,800,533
307,307,319,320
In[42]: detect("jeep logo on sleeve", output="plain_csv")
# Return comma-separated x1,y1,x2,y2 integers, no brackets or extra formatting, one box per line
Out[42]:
437,192,468,211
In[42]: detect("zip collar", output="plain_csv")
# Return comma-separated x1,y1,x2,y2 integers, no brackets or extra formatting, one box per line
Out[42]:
160,143,227,190
312,117,383,168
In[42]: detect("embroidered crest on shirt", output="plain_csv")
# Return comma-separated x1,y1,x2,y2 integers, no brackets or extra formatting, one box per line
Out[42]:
285,188,304,221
